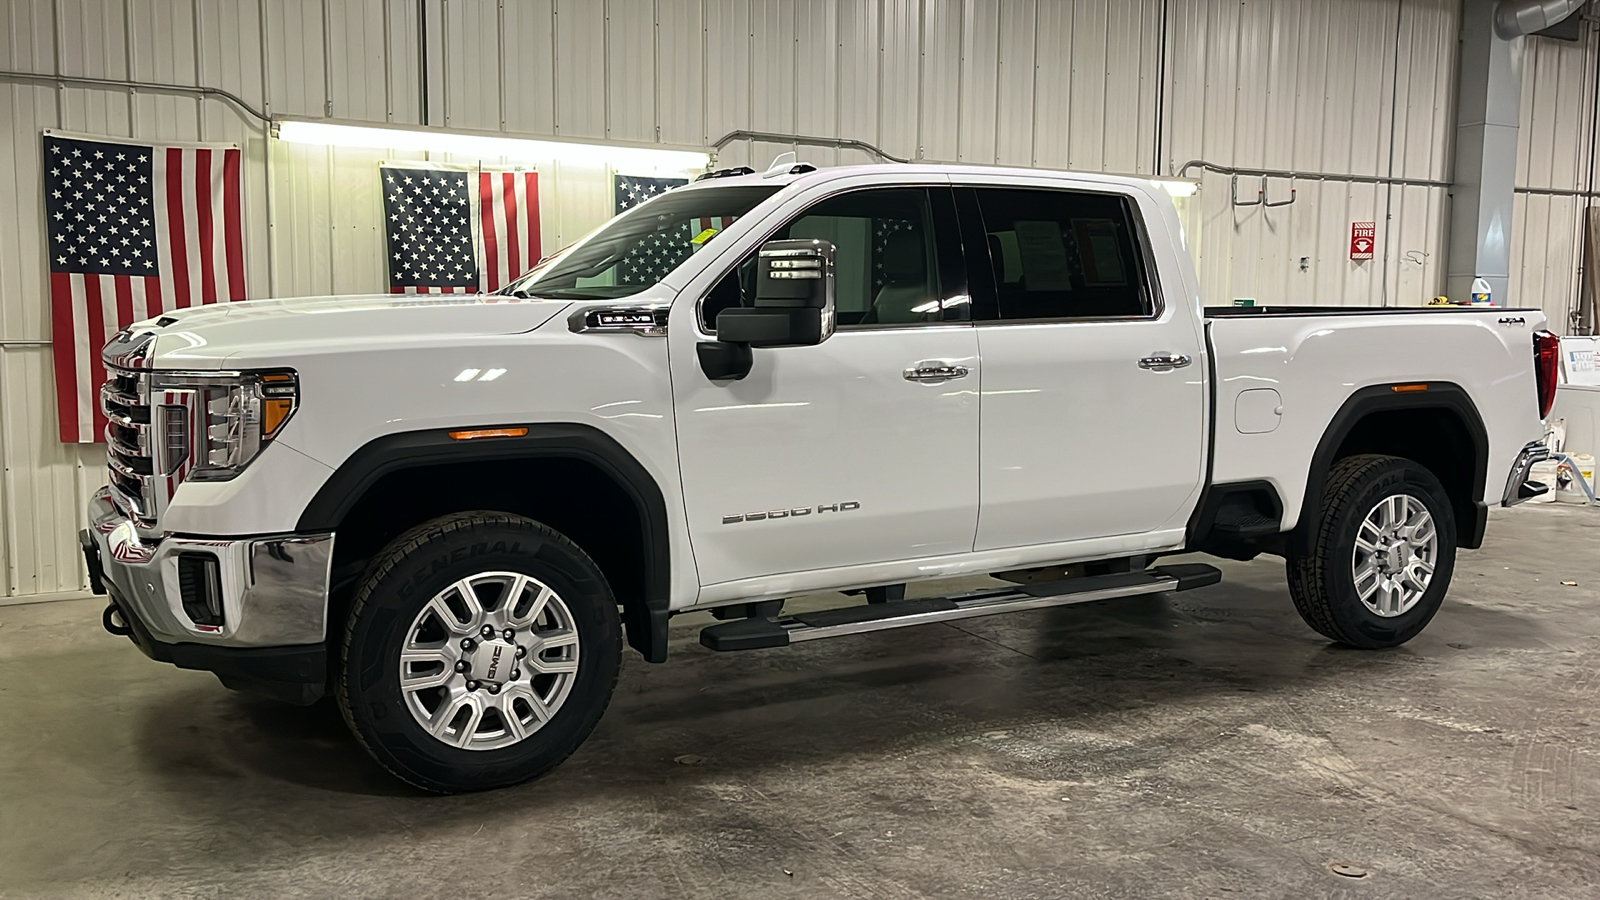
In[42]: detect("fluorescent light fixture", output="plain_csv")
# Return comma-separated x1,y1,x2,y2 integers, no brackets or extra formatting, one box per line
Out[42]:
274,119,711,171
1152,178,1200,198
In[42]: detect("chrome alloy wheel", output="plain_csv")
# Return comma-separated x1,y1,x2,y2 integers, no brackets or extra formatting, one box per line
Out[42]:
1351,494,1439,618
399,571,580,751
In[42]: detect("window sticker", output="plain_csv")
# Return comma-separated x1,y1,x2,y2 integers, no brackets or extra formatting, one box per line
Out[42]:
1012,220,1073,292
1072,218,1128,286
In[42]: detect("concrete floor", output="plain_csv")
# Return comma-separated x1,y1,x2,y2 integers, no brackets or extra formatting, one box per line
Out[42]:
2,504,1598,899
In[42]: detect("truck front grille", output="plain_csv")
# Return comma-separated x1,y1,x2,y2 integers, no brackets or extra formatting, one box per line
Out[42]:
100,368,161,527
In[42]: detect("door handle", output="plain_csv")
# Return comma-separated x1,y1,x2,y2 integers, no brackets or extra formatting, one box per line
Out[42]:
903,362,970,383
1138,353,1192,372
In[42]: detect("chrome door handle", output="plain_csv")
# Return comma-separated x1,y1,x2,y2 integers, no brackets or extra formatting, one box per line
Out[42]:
1138,353,1192,372
903,362,970,383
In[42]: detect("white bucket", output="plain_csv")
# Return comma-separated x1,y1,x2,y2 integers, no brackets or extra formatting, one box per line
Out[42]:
1530,460,1561,503
1555,454,1596,504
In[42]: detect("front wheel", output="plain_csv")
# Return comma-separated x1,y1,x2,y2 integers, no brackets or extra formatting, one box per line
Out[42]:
1286,454,1457,649
337,512,622,793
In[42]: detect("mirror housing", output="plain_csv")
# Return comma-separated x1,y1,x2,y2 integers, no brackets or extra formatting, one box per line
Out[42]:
714,239,836,348
698,239,836,381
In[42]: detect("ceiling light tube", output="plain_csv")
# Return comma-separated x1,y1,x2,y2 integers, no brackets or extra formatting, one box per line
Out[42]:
273,119,711,172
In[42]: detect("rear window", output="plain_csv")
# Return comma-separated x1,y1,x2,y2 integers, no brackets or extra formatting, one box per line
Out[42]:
971,187,1153,320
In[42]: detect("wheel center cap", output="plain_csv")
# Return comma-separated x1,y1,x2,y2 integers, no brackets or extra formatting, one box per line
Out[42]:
467,638,518,685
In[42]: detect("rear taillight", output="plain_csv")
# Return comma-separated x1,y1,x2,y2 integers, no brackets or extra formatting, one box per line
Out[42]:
1534,330,1560,419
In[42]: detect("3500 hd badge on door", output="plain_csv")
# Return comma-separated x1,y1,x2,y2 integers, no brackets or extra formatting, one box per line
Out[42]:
722,502,861,525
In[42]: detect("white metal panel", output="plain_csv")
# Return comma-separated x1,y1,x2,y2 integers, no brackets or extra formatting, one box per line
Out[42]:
878,0,920,160
703,0,752,166
499,0,555,134
656,0,704,146
749,0,796,140
440,0,502,130
833,0,879,167
918,0,959,163
606,0,657,142
956,0,998,164
1511,24,1597,331
992,0,1034,166
793,0,838,165
553,0,606,139
263,0,328,118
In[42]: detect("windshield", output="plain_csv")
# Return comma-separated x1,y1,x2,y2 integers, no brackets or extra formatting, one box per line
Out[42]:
500,184,781,299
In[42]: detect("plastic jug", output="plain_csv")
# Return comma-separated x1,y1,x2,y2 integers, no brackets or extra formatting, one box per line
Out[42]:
1556,454,1596,504
1470,277,1492,305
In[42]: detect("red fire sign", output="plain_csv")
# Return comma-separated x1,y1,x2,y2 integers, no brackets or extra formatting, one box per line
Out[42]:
1351,222,1375,260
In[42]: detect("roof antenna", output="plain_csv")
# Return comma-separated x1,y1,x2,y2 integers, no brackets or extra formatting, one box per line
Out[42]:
763,151,798,178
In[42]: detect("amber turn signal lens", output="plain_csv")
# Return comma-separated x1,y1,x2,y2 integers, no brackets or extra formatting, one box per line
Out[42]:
448,427,530,441
262,398,295,436
1391,383,1429,393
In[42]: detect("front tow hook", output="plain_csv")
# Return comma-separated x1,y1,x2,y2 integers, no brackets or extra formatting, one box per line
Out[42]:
102,603,133,638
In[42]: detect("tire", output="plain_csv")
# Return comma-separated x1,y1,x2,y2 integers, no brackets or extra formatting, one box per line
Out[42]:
1286,454,1457,649
337,512,622,793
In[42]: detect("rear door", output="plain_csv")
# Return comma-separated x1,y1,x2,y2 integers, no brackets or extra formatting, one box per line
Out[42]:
953,179,1207,552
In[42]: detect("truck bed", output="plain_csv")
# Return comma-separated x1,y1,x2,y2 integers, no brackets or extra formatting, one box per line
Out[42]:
1205,305,1546,532
1206,305,1543,318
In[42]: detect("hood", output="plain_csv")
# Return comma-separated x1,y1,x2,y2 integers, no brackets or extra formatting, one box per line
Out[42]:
121,293,573,369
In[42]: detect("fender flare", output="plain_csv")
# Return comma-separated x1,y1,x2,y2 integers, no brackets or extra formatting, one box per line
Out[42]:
296,423,673,662
1294,382,1489,555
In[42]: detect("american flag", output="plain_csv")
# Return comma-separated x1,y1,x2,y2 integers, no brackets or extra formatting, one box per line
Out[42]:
613,174,691,285
381,164,541,294
43,132,244,443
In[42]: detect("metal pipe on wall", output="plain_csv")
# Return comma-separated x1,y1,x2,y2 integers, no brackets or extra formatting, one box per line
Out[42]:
1175,159,1452,189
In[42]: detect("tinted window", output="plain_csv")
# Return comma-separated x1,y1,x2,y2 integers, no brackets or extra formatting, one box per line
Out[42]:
969,188,1152,320
703,187,964,330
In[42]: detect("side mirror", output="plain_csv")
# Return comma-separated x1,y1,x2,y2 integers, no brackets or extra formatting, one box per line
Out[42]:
699,239,836,380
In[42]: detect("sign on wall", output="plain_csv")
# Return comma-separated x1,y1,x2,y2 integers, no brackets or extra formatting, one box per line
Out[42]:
1350,222,1376,260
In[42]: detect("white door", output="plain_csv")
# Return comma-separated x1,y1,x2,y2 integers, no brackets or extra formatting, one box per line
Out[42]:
954,181,1207,552
669,184,980,589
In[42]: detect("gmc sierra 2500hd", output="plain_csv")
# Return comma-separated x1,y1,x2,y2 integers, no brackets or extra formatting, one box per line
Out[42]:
85,161,1560,792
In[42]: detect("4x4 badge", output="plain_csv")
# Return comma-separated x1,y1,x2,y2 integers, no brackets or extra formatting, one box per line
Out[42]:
722,502,860,525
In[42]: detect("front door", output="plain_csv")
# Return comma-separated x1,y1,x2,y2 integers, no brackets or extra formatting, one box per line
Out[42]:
669,182,980,594
952,181,1207,553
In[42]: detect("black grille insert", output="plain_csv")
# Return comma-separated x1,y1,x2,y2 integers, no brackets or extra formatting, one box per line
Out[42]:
177,553,224,627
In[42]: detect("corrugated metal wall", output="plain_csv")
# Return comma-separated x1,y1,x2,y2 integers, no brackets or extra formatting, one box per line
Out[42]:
1512,21,1600,334
1,0,1585,600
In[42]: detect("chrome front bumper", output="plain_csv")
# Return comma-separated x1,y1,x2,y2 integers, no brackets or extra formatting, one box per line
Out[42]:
1502,440,1553,507
85,487,334,647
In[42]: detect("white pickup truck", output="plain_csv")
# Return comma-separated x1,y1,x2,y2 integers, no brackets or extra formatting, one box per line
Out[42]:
85,161,1560,792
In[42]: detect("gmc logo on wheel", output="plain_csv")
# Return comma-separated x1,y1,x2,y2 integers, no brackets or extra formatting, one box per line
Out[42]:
485,645,504,680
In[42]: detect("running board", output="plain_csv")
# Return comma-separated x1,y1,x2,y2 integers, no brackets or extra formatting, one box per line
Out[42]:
699,564,1222,651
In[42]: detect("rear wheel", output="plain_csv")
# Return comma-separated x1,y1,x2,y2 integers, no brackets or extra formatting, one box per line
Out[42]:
1286,454,1456,649
337,512,621,792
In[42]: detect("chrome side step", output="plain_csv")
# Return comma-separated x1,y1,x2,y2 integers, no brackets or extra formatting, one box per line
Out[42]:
699,564,1222,651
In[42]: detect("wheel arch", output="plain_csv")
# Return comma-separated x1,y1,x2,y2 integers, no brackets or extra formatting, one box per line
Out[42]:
297,424,672,663
1294,382,1488,555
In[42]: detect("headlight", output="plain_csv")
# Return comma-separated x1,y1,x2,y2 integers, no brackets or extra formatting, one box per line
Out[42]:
149,370,299,482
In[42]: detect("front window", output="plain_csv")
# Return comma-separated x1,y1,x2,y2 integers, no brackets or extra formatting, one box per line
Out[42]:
500,184,781,300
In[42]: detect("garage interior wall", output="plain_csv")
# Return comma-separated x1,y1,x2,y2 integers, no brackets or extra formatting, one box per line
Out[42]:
0,0,1592,600
1512,20,1600,336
